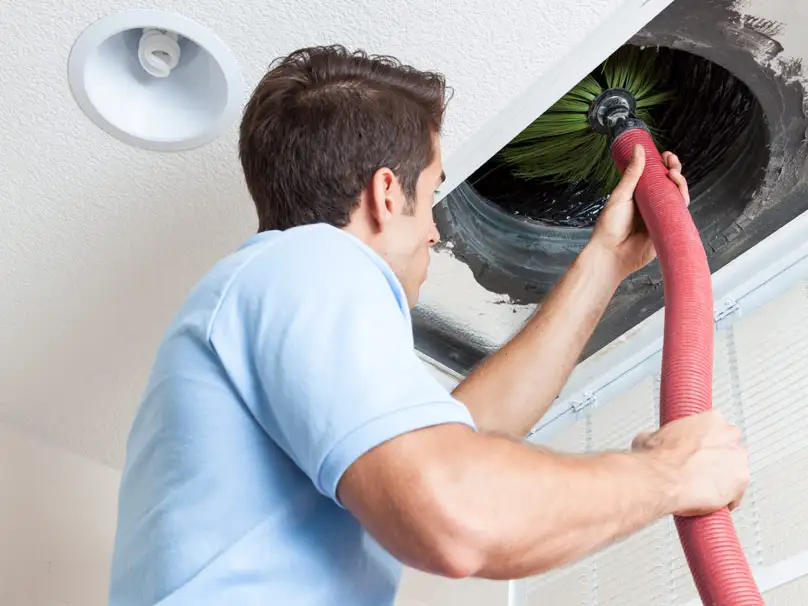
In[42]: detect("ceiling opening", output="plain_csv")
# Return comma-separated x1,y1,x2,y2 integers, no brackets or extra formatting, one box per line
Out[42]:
419,0,808,375
470,46,765,230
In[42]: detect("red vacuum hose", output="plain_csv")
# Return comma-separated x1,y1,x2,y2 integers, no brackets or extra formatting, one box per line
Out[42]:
611,130,763,605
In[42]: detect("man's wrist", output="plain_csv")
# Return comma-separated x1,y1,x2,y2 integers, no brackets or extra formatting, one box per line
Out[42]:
577,240,626,291
636,449,683,517
587,450,679,521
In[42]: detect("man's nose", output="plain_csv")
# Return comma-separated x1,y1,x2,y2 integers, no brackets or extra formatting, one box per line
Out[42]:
429,223,440,245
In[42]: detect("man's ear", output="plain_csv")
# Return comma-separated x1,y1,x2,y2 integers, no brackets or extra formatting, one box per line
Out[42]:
368,167,398,229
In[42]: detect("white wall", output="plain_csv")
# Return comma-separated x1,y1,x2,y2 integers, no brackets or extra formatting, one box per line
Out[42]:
0,422,120,606
396,568,509,606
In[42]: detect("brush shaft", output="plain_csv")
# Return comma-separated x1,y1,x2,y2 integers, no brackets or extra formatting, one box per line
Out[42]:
611,129,763,606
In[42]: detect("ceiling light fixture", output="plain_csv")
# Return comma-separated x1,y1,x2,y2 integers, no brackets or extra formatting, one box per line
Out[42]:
67,10,244,152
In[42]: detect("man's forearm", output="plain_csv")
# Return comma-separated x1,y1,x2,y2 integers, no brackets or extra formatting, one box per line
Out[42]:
440,430,677,579
341,416,744,582
453,242,624,438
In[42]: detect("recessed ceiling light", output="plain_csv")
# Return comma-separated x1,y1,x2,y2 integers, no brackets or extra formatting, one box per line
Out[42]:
68,9,244,152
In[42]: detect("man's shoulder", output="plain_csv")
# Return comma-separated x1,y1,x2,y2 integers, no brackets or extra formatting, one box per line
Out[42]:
227,223,399,297
193,223,407,330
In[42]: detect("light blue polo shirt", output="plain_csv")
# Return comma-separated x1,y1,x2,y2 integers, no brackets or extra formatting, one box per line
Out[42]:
108,223,476,606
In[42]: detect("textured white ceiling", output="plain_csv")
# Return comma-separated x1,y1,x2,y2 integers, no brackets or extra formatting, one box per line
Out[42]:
0,0,660,467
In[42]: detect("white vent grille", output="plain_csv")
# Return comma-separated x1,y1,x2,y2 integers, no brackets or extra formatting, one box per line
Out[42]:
525,280,808,605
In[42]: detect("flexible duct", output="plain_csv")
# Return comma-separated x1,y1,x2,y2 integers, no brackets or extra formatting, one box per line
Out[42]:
610,130,763,605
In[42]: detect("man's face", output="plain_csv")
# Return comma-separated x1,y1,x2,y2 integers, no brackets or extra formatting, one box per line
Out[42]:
386,137,444,308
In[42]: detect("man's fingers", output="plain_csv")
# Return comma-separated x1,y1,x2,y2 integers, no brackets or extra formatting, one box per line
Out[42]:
662,151,680,171
610,144,646,203
663,152,690,206
728,473,748,512
668,169,690,206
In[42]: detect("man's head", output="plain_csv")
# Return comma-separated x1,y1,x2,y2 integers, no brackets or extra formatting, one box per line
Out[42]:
239,45,448,307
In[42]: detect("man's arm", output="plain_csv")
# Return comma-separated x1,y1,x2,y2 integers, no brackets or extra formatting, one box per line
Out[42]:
454,147,689,438
452,242,620,438
338,411,748,580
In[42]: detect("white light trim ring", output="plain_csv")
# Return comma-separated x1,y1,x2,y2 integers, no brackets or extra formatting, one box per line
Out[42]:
68,10,244,152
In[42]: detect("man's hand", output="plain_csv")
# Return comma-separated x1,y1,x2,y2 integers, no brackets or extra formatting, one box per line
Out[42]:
632,410,750,517
590,144,690,279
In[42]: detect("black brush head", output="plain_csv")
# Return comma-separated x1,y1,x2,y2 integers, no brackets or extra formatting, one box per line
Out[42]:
498,45,672,194
587,88,648,142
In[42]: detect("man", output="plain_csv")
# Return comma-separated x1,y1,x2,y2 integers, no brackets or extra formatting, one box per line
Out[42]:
109,45,749,605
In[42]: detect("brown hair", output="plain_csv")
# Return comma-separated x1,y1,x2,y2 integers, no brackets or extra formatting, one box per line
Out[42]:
239,45,448,232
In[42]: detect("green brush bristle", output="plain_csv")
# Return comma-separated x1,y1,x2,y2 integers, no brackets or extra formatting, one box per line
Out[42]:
499,46,673,194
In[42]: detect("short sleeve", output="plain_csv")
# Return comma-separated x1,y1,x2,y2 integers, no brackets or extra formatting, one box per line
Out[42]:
209,228,476,505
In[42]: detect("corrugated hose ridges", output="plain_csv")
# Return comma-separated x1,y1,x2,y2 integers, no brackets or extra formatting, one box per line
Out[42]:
611,130,763,605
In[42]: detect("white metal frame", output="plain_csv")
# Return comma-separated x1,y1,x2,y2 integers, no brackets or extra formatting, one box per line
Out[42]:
416,351,464,386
